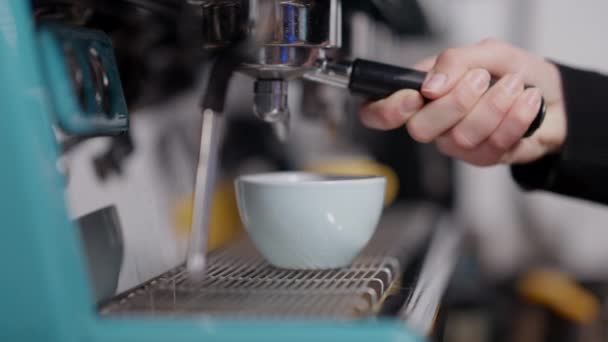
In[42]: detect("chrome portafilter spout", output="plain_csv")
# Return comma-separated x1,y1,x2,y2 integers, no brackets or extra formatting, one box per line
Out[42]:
253,79,289,123
240,0,343,140
253,79,290,141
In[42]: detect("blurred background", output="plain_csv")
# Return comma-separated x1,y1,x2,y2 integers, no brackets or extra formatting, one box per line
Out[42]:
59,1,608,341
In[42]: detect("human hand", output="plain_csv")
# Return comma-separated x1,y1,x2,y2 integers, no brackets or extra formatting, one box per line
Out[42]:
358,38,566,166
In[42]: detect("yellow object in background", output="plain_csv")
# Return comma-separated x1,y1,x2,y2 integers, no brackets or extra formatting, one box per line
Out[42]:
306,158,400,207
517,269,600,324
172,180,242,251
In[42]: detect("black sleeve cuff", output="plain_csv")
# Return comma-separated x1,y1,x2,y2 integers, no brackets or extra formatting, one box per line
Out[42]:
511,63,608,204
511,154,559,191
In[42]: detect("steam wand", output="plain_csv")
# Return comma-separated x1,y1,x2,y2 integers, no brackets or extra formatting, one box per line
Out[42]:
186,55,238,279
185,0,276,279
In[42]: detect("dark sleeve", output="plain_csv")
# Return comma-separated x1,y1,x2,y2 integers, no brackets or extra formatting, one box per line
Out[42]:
511,63,608,204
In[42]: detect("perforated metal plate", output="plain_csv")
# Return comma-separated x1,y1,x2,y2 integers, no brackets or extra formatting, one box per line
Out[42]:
101,206,437,319
102,239,399,319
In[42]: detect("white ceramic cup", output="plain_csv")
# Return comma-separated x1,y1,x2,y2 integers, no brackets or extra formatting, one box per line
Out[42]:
235,172,386,269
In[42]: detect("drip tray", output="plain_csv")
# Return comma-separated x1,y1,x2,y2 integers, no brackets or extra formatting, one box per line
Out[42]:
102,239,400,319
101,205,436,320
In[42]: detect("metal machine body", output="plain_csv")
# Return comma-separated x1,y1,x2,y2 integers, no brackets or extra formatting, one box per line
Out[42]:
0,1,439,341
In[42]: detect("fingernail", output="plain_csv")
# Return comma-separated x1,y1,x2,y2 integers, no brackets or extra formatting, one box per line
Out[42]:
467,69,490,92
400,93,420,117
504,74,523,94
423,72,447,93
526,88,542,107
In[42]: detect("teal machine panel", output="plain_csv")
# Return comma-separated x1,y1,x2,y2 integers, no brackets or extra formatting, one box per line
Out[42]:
0,1,423,341
38,22,129,135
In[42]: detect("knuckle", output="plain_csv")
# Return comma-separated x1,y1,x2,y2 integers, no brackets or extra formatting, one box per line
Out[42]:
471,152,501,167
360,101,392,129
406,120,433,143
437,48,459,65
450,129,476,149
373,110,390,126
435,143,451,156
435,136,459,157
383,96,414,127
375,106,398,127
435,139,449,154
451,87,473,114
511,110,533,131
488,134,511,151
487,95,510,117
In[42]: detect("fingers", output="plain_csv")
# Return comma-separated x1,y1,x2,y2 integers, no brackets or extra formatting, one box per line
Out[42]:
435,87,544,167
359,89,424,130
406,68,491,142
358,55,435,130
449,73,525,149
436,135,504,166
359,39,527,133
360,70,542,155
421,39,528,99
488,87,543,151
357,38,557,167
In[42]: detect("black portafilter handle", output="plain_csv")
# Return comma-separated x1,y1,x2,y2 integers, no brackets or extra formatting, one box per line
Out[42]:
348,59,546,138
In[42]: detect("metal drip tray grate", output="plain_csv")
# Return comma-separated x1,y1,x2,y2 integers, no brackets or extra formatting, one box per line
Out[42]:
101,206,436,319
102,240,399,319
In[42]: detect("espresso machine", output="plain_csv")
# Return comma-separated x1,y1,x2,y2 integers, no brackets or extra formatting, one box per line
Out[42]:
180,0,545,280
0,1,540,341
